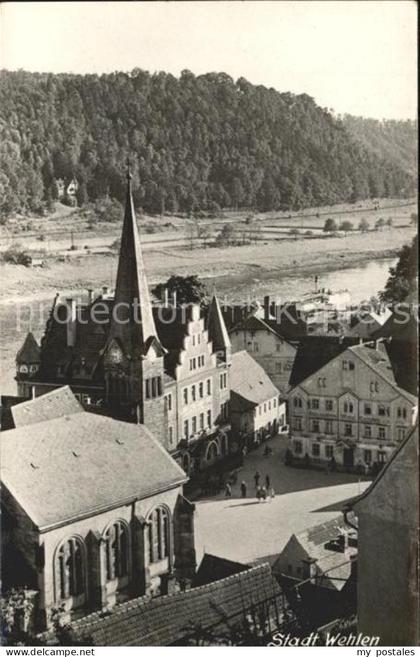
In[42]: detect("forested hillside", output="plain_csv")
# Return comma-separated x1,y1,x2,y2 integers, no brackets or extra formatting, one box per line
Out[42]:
342,115,417,180
0,69,417,218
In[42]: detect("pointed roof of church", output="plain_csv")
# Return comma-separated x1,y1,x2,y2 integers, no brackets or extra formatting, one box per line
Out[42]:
207,294,231,352
16,332,41,364
108,165,160,356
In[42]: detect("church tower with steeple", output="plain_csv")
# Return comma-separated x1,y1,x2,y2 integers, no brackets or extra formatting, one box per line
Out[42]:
103,164,167,442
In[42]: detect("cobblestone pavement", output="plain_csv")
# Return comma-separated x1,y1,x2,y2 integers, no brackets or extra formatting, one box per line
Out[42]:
194,435,370,566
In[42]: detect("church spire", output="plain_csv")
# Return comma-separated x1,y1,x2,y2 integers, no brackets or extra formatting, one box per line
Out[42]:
108,161,159,356
207,293,231,360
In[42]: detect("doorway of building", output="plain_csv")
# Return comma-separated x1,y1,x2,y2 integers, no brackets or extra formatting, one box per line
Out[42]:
343,447,354,469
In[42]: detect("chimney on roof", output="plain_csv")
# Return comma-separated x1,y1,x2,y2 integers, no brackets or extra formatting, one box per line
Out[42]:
66,298,77,347
263,295,270,321
102,286,109,296
163,287,169,308
302,557,318,580
87,289,94,304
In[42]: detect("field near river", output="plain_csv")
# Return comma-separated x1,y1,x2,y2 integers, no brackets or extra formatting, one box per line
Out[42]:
0,197,416,395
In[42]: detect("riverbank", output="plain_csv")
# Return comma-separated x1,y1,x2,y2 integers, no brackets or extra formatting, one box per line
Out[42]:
0,224,414,304
0,224,414,395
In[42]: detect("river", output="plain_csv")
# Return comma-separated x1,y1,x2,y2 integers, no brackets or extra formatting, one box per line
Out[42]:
0,257,395,395
213,257,396,306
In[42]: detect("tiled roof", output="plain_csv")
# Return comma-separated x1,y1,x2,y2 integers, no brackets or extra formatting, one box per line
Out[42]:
230,351,280,407
16,332,40,364
1,412,187,530
273,515,357,591
11,386,82,428
193,553,250,587
70,563,281,646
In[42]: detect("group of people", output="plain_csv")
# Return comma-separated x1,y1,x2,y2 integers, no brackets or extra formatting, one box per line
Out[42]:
224,470,275,501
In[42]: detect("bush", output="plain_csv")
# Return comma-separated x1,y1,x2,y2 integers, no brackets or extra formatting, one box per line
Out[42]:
2,245,31,266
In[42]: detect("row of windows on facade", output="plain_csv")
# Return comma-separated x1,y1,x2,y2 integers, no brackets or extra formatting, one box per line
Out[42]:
273,361,293,373
293,440,387,464
291,417,406,440
293,396,408,418
247,342,285,353
190,333,203,347
183,408,216,439
107,376,163,400
55,510,169,603
182,378,212,405
257,398,278,415
189,355,206,371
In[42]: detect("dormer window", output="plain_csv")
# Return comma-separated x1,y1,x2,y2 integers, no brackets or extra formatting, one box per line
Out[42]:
19,364,29,374
343,400,354,414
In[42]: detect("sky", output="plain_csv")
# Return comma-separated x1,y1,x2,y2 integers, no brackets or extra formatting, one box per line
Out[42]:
1,1,417,120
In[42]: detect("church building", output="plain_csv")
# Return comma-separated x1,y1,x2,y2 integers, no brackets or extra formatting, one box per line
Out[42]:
1,388,196,631
15,168,232,474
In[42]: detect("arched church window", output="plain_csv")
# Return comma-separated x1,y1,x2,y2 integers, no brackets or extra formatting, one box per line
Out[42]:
104,521,129,581
148,507,169,563
56,537,85,601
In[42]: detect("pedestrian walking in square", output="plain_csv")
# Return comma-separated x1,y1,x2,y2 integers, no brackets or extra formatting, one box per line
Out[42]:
265,474,270,489
225,482,232,498
254,470,260,487
240,480,247,498
270,487,275,500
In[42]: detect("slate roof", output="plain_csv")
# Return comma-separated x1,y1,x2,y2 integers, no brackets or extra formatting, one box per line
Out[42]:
193,553,250,588
289,335,417,399
1,411,187,530
207,295,231,353
11,386,82,428
373,303,418,344
36,298,210,383
70,563,281,646
289,336,360,387
16,332,41,364
230,351,280,408
108,172,160,353
348,342,417,402
0,395,27,431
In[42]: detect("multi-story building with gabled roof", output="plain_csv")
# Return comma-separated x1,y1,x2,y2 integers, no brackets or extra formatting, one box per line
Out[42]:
14,168,232,474
288,339,417,472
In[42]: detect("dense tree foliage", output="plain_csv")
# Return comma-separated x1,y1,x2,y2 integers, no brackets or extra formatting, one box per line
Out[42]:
0,69,417,218
342,115,418,181
151,274,207,305
380,235,418,303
